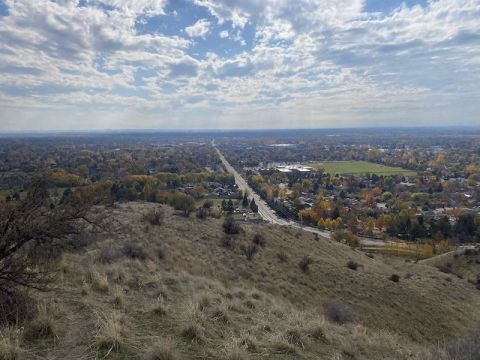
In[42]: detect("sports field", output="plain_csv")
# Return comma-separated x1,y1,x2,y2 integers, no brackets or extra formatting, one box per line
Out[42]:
311,161,416,176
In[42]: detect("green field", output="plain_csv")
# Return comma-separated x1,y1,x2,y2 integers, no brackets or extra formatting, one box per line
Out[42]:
311,161,416,176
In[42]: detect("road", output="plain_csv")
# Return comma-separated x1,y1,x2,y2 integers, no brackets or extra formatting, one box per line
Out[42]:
215,145,291,226
214,143,385,247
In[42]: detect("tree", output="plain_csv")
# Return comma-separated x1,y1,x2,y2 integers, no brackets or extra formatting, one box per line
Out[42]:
242,193,249,208
250,198,258,213
227,198,234,213
223,216,240,235
455,214,478,242
171,193,196,217
0,181,101,299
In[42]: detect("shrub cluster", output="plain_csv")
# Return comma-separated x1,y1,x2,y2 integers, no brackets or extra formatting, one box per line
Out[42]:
223,216,241,235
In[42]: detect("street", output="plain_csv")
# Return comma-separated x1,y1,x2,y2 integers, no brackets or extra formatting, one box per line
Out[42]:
214,143,386,247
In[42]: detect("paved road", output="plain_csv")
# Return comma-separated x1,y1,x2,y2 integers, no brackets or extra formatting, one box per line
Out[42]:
214,143,385,247
215,146,291,226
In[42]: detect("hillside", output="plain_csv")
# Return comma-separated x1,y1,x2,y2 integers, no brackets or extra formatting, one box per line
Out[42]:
422,248,480,286
3,202,480,359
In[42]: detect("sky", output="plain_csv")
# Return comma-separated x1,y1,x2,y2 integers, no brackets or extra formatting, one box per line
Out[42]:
0,0,479,131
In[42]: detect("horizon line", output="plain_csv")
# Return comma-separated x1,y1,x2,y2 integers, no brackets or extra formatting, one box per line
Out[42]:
1,124,480,135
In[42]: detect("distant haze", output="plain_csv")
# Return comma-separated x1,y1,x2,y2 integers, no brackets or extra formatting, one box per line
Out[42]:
0,0,479,130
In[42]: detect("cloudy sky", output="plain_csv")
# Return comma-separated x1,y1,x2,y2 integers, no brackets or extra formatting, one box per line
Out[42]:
0,0,479,130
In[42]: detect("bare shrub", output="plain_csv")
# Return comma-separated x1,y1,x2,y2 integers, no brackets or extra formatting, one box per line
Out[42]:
324,301,356,325
277,252,289,263
152,304,167,317
143,208,164,226
242,244,258,261
223,216,241,235
155,246,167,260
346,260,359,271
196,207,208,220
299,256,314,273
122,243,148,261
390,274,400,283
252,233,266,247
222,237,235,249
0,181,103,298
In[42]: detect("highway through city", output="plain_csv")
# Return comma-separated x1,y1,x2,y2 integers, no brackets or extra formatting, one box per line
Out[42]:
214,143,385,247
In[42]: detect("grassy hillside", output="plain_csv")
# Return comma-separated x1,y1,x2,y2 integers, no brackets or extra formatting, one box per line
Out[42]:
3,202,480,359
422,248,480,286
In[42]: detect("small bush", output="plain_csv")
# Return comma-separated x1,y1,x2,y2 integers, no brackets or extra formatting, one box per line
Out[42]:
324,301,356,325
299,256,313,273
155,246,167,260
464,249,477,256
143,208,164,226
285,329,303,348
346,260,359,271
95,313,124,353
0,327,23,360
181,324,203,343
211,308,229,323
252,234,266,247
112,287,124,308
152,304,167,317
87,270,109,293
243,244,258,261
122,243,148,261
222,237,235,249
223,216,241,235
196,207,208,219
438,265,452,274
23,304,56,341
144,338,180,360
390,274,400,283
277,252,289,263
97,247,120,264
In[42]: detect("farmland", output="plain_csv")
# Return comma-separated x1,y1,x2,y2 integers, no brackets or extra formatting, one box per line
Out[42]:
311,160,417,176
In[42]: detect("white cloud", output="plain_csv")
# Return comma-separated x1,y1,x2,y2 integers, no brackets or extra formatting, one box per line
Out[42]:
185,19,211,38
0,0,478,130
90,0,168,16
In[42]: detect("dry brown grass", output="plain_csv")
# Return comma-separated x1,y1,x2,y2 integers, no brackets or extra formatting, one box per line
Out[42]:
95,312,124,354
144,338,181,360
23,302,57,342
0,327,23,360
10,202,480,359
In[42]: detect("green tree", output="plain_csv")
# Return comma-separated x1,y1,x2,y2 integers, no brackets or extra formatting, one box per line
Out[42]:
242,193,249,208
250,198,258,213
171,193,196,217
